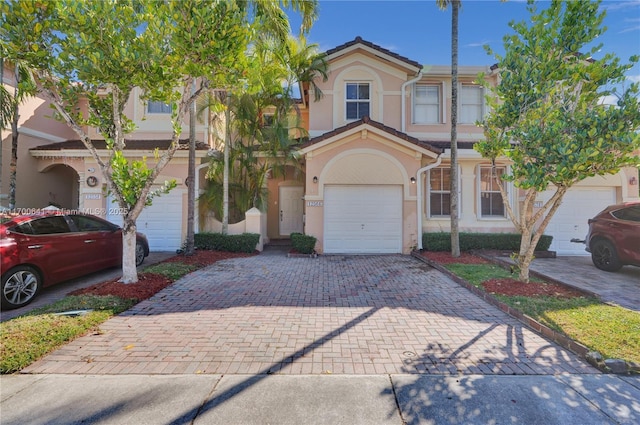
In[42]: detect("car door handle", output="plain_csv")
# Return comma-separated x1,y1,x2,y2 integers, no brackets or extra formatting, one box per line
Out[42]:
84,240,96,244
27,245,43,249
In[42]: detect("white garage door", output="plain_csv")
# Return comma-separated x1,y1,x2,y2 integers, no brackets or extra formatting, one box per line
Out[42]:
107,190,183,252
544,187,615,255
324,185,402,254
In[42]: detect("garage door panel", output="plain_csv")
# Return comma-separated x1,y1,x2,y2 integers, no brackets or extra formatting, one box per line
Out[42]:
544,188,615,255
107,191,183,252
324,185,402,254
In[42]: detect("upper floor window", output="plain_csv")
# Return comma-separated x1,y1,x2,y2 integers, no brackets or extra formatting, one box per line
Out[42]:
460,85,484,124
262,113,275,128
346,82,370,120
147,101,172,114
428,167,451,217
413,84,440,124
479,165,506,218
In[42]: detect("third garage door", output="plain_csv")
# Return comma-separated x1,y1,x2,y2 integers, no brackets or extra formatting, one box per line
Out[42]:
324,185,402,254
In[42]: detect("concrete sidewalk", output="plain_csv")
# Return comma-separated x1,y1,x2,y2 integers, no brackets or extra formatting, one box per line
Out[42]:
1,373,639,424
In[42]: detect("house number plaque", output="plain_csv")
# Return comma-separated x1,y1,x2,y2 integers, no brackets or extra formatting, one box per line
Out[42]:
307,201,323,207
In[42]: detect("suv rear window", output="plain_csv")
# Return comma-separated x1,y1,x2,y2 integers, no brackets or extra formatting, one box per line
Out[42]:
611,206,640,222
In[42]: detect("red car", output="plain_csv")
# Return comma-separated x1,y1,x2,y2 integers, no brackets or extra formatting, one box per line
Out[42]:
1,212,149,309
585,201,640,272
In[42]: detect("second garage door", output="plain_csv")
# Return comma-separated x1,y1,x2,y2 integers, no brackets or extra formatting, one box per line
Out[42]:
106,190,183,252
324,185,402,254
544,187,616,255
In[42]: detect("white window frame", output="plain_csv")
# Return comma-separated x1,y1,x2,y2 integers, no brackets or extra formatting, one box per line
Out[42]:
427,166,461,219
147,100,172,114
413,84,441,124
459,84,485,124
477,165,510,219
345,82,370,121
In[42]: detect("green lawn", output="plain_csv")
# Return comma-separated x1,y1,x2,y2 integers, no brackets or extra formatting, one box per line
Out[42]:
444,263,640,364
1,261,197,374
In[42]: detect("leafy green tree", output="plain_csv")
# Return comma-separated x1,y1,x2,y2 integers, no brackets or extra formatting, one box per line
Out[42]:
1,0,251,282
476,0,640,281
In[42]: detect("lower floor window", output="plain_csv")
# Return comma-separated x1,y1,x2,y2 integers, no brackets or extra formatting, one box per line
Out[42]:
428,167,451,217
479,166,506,217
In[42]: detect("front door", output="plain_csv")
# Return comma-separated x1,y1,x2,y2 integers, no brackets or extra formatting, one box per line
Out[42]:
279,186,304,236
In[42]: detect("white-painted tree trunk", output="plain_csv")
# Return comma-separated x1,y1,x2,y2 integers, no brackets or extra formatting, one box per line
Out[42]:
120,220,138,284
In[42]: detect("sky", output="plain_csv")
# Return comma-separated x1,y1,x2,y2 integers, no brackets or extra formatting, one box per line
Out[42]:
288,0,640,84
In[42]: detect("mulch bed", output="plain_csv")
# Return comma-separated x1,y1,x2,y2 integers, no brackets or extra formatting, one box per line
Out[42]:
420,250,584,298
482,278,586,298
70,250,252,301
70,273,173,301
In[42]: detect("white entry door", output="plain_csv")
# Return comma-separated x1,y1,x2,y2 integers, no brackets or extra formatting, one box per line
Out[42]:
279,186,304,236
324,185,403,254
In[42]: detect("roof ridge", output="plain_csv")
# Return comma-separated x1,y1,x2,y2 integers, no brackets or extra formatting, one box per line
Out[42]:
301,116,441,155
324,36,422,70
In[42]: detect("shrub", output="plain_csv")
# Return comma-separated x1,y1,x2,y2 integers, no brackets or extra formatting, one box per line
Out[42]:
290,232,317,254
194,232,260,253
422,232,553,252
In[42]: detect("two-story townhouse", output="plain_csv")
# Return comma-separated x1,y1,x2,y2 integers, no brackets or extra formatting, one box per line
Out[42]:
295,37,638,255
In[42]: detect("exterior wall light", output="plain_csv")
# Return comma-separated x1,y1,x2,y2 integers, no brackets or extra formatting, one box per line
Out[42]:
630,176,638,185
313,176,318,183
410,177,416,184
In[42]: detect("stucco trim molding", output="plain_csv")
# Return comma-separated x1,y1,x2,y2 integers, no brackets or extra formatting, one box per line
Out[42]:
317,148,414,200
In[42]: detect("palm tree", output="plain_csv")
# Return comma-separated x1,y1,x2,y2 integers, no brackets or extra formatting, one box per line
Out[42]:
198,33,327,227
0,58,36,210
182,0,320,242
437,0,461,258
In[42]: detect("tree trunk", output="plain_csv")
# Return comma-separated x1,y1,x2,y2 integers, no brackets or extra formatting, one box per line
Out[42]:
185,80,196,256
450,0,460,257
222,91,231,234
9,68,19,210
120,219,139,283
517,226,533,282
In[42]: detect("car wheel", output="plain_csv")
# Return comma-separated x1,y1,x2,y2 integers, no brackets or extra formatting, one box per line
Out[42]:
135,242,146,266
1,266,41,310
591,239,622,272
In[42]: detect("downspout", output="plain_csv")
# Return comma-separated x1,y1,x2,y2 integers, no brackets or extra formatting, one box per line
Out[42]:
416,155,442,250
401,70,423,133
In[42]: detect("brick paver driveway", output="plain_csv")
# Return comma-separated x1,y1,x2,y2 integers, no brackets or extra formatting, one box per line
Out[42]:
24,255,597,375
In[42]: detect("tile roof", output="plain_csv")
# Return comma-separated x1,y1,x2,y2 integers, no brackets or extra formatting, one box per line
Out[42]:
300,116,442,155
30,139,210,151
324,36,423,71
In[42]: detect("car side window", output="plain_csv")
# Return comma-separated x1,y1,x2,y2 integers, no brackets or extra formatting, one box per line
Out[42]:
10,222,35,235
69,215,115,232
612,206,640,222
29,216,71,234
